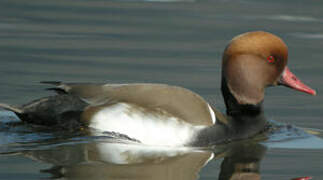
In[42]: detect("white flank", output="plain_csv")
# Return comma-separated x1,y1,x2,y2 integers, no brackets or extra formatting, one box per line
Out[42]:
207,104,216,124
89,103,205,146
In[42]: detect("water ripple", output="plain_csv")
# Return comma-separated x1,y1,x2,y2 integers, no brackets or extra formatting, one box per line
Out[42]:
263,120,323,149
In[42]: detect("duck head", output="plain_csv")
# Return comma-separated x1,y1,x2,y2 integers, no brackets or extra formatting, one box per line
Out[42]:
221,31,316,115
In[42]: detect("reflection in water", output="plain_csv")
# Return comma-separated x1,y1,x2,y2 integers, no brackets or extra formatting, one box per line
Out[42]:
25,141,214,180
218,143,265,180
23,140,267,180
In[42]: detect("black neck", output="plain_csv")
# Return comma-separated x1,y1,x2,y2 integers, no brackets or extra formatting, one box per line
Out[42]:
221,78,264,117
191,79,267,147
221,77,267,138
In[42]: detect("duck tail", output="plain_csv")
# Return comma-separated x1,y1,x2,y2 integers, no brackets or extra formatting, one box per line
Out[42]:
0,103,23,114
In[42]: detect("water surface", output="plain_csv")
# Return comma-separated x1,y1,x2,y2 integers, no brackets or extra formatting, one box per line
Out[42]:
0,0,323,179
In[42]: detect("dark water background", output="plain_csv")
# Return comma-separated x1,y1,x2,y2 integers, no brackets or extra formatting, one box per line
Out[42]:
0,0,323,179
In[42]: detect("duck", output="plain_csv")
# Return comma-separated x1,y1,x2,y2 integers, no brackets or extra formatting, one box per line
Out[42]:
0,31,316,147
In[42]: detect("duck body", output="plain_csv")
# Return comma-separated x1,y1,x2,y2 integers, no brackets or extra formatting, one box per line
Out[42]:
8,82,220,146
0,31,316,147
0,83,265,147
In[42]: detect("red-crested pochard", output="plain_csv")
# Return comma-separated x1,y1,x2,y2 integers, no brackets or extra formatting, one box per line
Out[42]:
0,31,316,147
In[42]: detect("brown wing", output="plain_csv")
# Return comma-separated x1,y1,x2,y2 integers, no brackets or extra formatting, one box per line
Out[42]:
43,82,215,126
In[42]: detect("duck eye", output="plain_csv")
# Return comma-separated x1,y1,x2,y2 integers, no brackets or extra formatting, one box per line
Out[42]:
267,56,275,63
